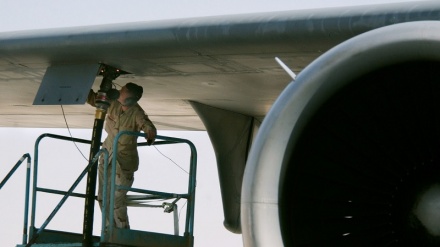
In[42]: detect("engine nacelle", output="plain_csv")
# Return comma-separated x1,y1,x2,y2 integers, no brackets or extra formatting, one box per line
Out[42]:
242,21,440,246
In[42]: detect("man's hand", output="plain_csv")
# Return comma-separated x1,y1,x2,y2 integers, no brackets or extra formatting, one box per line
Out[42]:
146,129,156,145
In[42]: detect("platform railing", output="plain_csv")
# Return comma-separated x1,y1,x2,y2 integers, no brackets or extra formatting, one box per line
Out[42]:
26,144,106,247
0,153,32,245
102,131,198,247
27,133,96,246
21,132,197,247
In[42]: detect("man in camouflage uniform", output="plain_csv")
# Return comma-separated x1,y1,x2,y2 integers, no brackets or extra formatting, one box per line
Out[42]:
88,82,157,229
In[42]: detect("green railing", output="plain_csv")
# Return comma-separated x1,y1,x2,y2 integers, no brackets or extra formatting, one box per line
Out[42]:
102,131,198,246
0,153,32,245
17,131,197,247
28,133,96,246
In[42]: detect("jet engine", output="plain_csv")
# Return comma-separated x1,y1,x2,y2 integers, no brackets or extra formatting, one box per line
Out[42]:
242,21,440,247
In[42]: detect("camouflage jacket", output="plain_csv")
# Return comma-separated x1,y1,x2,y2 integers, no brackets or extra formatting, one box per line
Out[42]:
87,90,156,172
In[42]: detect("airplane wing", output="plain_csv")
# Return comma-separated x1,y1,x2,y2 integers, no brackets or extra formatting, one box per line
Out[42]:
1,1,440,245
5,1,434,129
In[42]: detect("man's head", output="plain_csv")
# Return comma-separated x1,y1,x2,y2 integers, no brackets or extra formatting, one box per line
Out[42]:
119,82,143,106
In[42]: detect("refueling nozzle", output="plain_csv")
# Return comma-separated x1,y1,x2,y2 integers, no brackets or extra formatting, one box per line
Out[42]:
99,65,121,100
94,65,121,111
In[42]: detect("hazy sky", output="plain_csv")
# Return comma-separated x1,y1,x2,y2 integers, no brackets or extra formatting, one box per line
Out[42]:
0,0,429,246
0,0,424,31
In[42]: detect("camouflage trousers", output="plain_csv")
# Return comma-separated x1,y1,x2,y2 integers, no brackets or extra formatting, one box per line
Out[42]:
97,159,134,229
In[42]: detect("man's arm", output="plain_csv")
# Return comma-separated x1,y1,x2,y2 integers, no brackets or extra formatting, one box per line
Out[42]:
137,114,157,145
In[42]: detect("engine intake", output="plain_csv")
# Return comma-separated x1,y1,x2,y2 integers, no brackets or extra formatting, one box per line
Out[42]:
242,21,440,247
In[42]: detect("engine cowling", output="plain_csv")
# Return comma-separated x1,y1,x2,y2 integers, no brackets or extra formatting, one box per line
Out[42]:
242,21,440,246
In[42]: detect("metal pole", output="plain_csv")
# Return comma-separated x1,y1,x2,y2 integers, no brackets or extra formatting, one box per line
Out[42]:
82,110,105,246
82,65,120,246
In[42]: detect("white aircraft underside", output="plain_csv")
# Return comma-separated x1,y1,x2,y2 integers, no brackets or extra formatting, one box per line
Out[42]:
2,2,424,129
